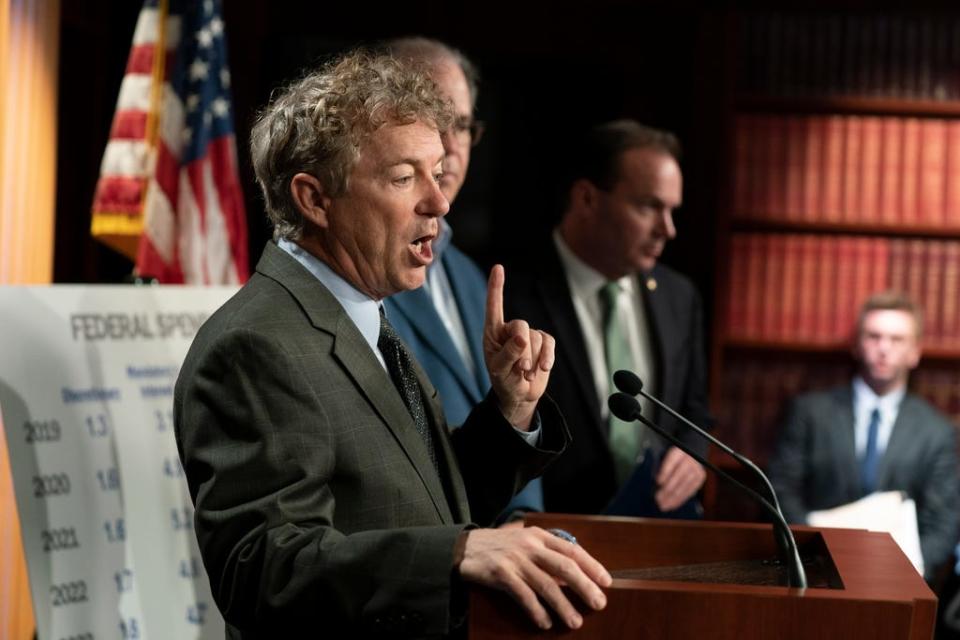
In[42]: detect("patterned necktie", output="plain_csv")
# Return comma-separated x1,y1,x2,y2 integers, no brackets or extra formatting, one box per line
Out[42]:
860,407,882,495
378,308,437,470
599,282,642,484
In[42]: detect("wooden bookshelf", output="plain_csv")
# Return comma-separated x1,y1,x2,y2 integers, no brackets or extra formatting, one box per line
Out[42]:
708,11,960,521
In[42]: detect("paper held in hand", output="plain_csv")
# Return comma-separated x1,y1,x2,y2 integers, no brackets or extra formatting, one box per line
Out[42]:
807,490,924,576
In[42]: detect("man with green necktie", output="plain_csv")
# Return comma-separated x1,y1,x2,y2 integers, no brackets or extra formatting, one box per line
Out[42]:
505,119,712,518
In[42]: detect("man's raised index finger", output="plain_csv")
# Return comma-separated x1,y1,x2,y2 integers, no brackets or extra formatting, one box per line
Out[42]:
486,264,505,330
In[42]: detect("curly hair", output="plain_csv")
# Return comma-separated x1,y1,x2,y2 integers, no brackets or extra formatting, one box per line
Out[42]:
249,49,455,240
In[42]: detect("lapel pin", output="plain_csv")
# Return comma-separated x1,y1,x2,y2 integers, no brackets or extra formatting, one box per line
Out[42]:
646,277,657,292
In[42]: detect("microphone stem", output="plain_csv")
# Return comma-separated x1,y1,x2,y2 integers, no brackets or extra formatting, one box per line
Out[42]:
632,412,808,589
639,389,783,514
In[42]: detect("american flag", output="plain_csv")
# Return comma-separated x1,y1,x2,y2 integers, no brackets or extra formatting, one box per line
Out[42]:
91,0,248,284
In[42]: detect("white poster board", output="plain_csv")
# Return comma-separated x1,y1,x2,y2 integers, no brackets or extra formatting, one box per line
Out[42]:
0,285,236,640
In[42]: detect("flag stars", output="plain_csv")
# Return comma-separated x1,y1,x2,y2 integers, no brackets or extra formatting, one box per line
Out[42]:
211,97,229,118
204,0,214,16
186,94,201,112
189,59,209,81
209,17,224,36
182,128,193,146
204,111,213,127
196,27,213,48
220,69,231,89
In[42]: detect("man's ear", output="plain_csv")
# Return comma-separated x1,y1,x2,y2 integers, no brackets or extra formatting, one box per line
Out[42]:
290,173,332,228
906,341,922,371
569,178,600,215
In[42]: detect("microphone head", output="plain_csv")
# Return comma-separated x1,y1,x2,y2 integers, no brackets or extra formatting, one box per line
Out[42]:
608,392,641,421
613,369,644,395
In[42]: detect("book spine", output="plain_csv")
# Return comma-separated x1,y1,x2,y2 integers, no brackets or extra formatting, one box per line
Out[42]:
944,121,960,228
841,116,863,223
762,234,784,340
822,116,845,222
815,236,837,342
785,116,806,221
924,241,944,346
859,116,882,224
900,118,921,224
943,242,960,348
918,118,946,226
802,116,824,222
834,237,857,341
797,234,818,341
880,117,903,225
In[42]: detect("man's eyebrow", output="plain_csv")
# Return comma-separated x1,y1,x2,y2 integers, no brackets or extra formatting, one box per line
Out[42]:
636,194,682,209
383,155,445,171
384,157,417,168
635,194,664,206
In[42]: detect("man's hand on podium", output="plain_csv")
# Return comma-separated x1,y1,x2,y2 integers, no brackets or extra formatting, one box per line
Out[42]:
458,526,612,630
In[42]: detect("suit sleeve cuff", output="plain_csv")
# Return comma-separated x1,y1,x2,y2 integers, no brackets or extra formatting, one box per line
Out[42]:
513,412,542,446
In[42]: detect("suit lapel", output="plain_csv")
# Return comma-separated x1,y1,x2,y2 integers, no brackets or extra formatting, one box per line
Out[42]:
387,286,483,401
832,387,860,498
256,242,455,524
641,269,668,399
415,357,471,523
539,246,602,424
444,250,490,392
877,395,913,490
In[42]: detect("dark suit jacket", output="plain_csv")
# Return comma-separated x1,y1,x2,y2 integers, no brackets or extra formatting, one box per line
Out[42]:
768,385,960,577
504,241,712,515
173,242,569,638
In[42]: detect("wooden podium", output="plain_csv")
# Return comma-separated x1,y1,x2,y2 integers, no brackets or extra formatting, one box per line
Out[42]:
469,514,936,639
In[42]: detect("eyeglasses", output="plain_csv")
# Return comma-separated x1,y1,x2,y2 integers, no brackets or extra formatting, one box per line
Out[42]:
451,116,485,147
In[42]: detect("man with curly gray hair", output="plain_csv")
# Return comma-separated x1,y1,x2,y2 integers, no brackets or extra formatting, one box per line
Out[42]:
174,49,610,638
381,38,544,522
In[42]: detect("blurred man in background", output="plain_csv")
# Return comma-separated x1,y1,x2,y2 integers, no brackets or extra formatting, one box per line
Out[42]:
770,291,960,581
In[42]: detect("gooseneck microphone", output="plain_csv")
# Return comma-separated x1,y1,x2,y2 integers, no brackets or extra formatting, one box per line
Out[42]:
612,369,796,573
613,369,783,514
608,392,807,588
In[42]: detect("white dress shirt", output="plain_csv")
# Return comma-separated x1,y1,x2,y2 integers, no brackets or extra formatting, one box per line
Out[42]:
425,219,477,378
852,376,905,460
552,230,656,423
278,238,539,442
279,238,387,369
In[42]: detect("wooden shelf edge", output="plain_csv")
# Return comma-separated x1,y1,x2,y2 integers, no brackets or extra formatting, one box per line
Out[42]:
729,218,960,238
721,339,960,359
736,94,960,117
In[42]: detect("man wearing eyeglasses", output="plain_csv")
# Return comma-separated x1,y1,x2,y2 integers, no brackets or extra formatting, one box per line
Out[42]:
383,38,543,517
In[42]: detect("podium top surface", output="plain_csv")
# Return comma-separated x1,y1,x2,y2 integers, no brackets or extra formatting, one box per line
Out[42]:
524,513,935,602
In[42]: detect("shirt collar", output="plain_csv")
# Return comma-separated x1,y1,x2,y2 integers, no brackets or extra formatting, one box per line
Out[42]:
432,218,453,263
852,375,906,416
553,229,633,298
276,237,382,352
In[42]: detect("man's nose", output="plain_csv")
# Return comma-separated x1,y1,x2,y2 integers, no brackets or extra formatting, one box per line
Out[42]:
659,210,677,239
418,178,450,218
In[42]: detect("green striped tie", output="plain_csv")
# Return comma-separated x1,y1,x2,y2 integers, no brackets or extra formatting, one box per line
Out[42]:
599,282,641,484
